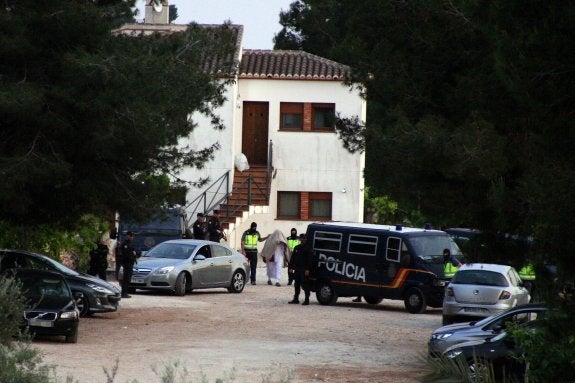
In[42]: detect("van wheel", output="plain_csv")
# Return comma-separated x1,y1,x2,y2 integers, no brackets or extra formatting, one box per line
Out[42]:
174,272,187,296
316,282,338,305
363,295,383,305
404,287,427,314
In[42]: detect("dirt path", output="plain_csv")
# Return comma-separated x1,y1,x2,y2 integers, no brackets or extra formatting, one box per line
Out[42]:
34,268,442,383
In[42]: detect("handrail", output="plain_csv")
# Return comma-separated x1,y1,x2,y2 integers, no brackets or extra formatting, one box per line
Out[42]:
185,170,230,225
186,141,274,227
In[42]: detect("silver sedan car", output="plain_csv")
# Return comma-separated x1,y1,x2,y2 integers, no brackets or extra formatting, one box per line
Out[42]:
128,240,250,296
442,263,530,325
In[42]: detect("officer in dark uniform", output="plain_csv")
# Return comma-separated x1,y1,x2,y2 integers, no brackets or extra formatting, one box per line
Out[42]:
88,240,109,280
207,210,225,242
192,212,207,240
288,234,312,305
120,231,137,298
286,228,300,285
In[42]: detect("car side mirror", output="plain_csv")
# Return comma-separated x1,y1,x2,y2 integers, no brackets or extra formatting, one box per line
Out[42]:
194,254,206,261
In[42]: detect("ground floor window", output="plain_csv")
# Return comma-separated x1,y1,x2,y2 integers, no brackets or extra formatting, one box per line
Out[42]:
277,191,332,220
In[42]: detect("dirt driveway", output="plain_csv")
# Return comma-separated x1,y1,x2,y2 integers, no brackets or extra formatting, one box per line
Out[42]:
34,268,442,383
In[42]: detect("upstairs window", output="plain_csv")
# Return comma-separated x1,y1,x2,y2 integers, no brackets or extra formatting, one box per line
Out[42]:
312,103,335,131
309,192,332,220
280,103,303,130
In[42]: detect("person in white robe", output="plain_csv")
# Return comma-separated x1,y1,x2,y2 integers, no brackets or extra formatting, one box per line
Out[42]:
261,230,291,286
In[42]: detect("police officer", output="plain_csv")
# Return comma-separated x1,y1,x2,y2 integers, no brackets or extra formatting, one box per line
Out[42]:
120,231,137,298
207,210,225,242
443,248,462,279
88,240,109,280
518,263,536,299
241,222,268,285
288,234,311,305
286,228,300,285
192,212,207,240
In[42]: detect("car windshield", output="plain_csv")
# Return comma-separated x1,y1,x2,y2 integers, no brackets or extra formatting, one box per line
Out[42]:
18,275,71,299
143,243,196,259
410,235,463,264
40,255,80,276
451,270,508,287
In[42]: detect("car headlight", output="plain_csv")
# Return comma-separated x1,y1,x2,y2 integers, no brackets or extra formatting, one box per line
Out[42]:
433,278,446,287
60,310,79,320
446,349,462,359
499,290,511,300
431,332,453,340
155,266,174,275
87,283,113,294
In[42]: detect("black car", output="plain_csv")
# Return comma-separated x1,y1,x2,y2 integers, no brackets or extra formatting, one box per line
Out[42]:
9,268,80,343
0,249,121,316
444,330,530,382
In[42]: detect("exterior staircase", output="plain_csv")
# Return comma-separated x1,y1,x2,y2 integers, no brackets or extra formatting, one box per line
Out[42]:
218,165,271,229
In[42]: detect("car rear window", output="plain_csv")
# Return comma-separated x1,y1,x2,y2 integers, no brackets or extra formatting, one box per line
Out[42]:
451,270,508,287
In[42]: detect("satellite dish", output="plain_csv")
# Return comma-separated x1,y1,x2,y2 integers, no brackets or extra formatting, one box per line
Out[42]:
152,0,163,13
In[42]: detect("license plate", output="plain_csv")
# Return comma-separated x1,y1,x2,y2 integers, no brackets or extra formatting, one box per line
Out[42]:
464,307,485,313
131,278,144,284
29,319,53,327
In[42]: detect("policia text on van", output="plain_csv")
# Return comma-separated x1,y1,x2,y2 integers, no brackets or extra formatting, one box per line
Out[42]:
305,222,463,313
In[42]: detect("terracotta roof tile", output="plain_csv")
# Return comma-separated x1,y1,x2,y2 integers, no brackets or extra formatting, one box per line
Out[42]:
240,50,350,81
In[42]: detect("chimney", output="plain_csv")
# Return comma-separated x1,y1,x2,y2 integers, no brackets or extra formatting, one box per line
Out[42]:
145,0,169,24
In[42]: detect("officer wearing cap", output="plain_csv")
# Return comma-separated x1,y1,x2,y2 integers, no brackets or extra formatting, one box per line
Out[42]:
120,231,137,298
192,212,207,240
241,222,269,285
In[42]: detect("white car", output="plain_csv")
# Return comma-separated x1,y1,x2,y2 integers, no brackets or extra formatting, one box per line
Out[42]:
442,263,530,325
128,239,250,296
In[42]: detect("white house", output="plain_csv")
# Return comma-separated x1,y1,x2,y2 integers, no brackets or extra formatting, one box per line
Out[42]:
117,1,366,249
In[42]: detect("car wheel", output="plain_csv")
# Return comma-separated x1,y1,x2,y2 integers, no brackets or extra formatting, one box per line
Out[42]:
76,293,91,317
404,287,427,314
363,295,383,304
227,270,246,293
65,329,78,344
174,272,187,296
316,282,338,305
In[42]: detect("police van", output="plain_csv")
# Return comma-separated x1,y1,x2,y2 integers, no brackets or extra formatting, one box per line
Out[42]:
306,222,463,313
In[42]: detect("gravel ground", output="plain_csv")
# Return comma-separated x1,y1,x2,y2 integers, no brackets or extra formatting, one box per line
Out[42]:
33,267,443,383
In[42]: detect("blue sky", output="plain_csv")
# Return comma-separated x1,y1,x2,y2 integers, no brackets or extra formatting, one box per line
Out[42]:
135,0,294,49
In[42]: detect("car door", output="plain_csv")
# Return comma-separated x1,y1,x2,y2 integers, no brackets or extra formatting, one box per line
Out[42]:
209,244,234,286
191,245,217,287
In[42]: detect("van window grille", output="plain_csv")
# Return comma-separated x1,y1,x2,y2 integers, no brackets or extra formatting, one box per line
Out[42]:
386,237,401,262
313,231,342,252
348,235,377,256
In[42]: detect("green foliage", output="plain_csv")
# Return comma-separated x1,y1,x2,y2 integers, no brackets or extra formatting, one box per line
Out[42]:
0,276,27,346
0,215,108,270
275,1,574,379
0,1,236,229
0,275,56,383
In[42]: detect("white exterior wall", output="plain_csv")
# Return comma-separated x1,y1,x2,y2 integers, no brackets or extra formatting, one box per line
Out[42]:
175,76,365,251
226,79,366,250
178,82,238,216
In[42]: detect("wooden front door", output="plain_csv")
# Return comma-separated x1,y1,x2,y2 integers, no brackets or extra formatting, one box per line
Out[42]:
242,102,269,166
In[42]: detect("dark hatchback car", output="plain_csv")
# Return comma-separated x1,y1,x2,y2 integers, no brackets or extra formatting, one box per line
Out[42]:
443,330,530,382
9,268,80,343
0,249,121,316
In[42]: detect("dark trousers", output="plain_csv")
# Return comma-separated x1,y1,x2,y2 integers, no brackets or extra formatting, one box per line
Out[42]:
89,267,107,281
121,262,134,296
293,270,310,302
115,258,122,281
246,250,257,283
